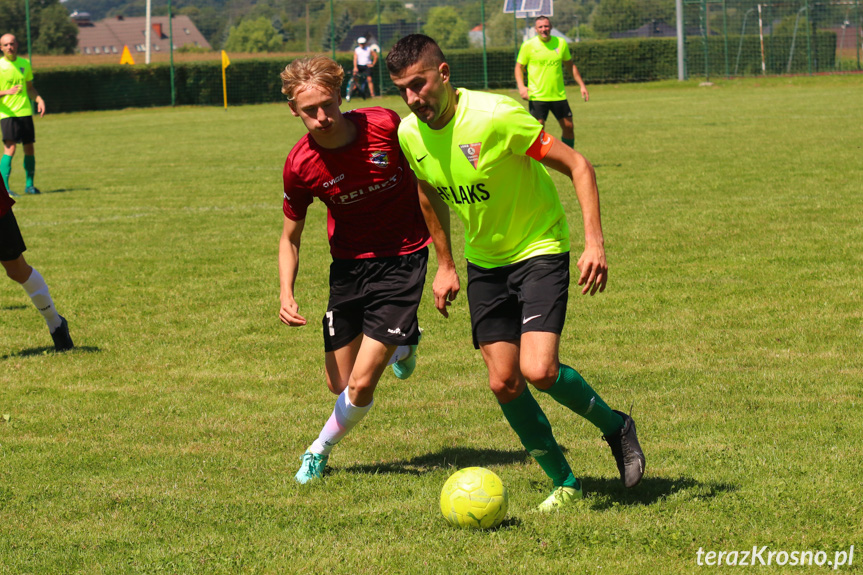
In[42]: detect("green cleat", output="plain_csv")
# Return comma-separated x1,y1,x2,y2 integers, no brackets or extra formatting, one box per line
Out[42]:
295,450,328,484
536,484,583,512
392,329,422,380
8,189,20,197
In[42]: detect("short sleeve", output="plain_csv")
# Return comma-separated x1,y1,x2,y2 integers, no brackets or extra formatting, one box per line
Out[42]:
492,99,542,156
560,40,572,62
516,42,529,66
282,156,313,221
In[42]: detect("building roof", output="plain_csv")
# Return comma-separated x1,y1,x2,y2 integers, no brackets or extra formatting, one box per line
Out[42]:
75,15,211,56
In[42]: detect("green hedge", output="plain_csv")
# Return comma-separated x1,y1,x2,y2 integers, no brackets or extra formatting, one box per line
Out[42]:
36,33,838,113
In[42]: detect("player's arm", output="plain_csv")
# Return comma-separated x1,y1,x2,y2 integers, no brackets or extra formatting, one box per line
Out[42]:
514,62,529,101
25,81,44,116
529,132,606,295
371,49,379,67
278,215,307,326
417,179,460,317
352,50,359,73
564,59,589,102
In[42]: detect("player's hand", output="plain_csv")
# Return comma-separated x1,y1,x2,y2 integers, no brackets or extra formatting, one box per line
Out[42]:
7,85,22,95
576,244,607,295
279,297,307,326
35,97,45,117
580,86,589,102
518,86,529,100
433,266,460,318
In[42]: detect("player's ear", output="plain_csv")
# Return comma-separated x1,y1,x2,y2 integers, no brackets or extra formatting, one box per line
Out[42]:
288,101,299,117
438,62,450,84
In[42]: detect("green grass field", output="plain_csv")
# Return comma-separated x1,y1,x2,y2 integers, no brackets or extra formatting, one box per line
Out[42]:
1,75,862,573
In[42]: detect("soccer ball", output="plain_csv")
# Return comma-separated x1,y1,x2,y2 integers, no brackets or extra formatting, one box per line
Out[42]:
440,467,508,529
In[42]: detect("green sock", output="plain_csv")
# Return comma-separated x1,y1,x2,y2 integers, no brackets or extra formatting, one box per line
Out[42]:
499,386,579,489
23,155,35,188
539,364,624,436
562,137,575,148
1,154,12,191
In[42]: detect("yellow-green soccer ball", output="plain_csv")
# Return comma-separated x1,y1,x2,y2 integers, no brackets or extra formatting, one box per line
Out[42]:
440,467,508,529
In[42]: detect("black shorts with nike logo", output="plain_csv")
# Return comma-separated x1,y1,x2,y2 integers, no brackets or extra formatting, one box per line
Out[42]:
466,252,569,349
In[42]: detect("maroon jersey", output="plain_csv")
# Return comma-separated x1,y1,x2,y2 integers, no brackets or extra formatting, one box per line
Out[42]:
0,178,14,217
283,107,430,260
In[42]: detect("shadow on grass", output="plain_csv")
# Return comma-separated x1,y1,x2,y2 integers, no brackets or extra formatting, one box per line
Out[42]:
341,446,531,477
1,345,101,359
578,475,738,509
1,304,28,311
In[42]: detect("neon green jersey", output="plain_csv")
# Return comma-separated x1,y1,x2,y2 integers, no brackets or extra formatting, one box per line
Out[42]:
0,57,34,119
398,88,569,269
516,36,571,102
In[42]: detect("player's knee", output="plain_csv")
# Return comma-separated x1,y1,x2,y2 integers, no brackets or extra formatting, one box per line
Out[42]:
522,362,558,389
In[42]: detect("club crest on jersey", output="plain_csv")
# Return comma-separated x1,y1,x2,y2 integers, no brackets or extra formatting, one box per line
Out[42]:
459,143,482,169
370,151,389,167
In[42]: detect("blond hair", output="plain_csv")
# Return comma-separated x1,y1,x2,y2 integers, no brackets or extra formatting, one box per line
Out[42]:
280,56,344,101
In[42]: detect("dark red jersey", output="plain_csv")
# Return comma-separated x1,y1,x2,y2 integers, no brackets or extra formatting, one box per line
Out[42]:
283,107,431,260
0,177,14,217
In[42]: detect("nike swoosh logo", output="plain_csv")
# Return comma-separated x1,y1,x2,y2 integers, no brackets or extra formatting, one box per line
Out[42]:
523,314,542,324
417,154,428,162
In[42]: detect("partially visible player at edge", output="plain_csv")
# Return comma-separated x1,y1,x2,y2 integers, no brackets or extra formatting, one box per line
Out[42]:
0,177,73,351
279,56,431,484
387,34,644,511
515,16,588,148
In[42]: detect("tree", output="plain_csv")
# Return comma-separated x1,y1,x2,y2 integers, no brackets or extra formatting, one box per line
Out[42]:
590,0,643,34
0,0,78,54
321,9,352,51
224,17,284,52
423,6,469,49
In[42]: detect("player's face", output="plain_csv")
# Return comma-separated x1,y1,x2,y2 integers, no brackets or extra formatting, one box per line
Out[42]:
0,36,18,60
289,85,343,140
390,60,454,130
535,19,552,41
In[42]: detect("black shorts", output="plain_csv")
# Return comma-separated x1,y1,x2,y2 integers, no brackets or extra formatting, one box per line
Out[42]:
528,100,573,122
323,247,428,352
0,209,27,261
356,65,373,79
1,116,36,145
466,253,569,349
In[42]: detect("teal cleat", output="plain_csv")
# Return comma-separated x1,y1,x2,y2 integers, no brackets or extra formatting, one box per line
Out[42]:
295,450,328,484
8,189,20,197
392,329,422,380
536,484,583,512
24,186,41,195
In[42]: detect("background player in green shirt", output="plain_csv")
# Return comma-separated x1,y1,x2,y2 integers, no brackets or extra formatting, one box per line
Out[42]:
515,16,588,148
0,34,46,197
387,34,644,511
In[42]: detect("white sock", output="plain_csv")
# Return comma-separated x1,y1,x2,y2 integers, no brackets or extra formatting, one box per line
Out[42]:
310,390,373,456
386,345,412,366
21,268,62,332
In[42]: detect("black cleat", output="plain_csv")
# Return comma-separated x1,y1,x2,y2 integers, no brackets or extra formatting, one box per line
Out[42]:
603,410,645,488
50,316,74,352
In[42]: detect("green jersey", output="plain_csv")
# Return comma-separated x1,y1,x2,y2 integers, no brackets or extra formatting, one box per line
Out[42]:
516,35,571,102
398,88,569,269
0,57,34,119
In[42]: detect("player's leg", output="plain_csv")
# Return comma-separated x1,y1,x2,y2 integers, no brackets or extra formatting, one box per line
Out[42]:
527,101,549,128
366,74,375,98
1,235,73,352
468,260,580,504
22,135,38,195
558,116,574,147
517,253,643,487
480,340,582,505
298,334,394,483
551,101,575,147
1,132,16,195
